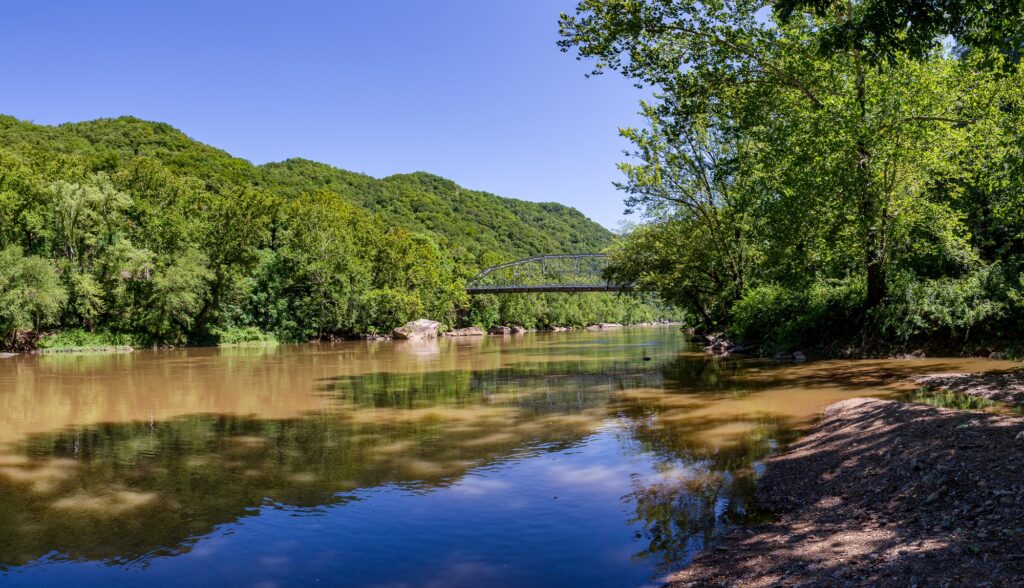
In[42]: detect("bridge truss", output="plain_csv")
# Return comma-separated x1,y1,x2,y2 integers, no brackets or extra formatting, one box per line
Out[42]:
466,253,633,295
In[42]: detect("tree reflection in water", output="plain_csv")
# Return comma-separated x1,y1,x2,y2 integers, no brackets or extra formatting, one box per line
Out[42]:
1,330,1008,584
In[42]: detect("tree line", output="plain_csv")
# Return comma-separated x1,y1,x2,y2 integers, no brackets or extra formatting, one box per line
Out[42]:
0,116,668,350
561,0,1024,354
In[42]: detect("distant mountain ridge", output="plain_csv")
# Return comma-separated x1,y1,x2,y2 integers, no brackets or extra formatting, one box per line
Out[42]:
0,115,613,264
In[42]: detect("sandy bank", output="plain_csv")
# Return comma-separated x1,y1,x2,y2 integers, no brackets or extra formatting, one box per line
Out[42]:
669,398,1024,587
914,370,1024,405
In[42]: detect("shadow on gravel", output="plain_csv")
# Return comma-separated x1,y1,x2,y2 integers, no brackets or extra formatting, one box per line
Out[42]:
670,398,1024,587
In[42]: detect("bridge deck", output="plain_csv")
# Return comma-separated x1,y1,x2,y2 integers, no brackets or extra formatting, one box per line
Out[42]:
466,253,634,295
466,284,633,295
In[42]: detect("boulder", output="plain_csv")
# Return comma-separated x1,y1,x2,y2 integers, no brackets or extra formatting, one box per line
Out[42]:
704,341,733,355
510,326,528,334
587,323,624,331
792,350,807,362
544,326,571,332
773,351,794,362
444,326,485,337
392,319,441,340
489,326,512,335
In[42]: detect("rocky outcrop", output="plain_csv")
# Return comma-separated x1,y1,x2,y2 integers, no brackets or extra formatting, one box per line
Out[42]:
586,323,623,331
443,327,485,337
392,319,441,340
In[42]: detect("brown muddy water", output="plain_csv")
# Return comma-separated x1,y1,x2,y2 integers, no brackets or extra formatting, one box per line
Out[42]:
0,327,1016,587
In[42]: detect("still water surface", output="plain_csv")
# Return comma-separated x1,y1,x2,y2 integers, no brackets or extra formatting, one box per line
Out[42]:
0,328,1015,587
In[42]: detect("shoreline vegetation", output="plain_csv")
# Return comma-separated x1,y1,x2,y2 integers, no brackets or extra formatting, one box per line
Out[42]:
4,320,682,355
557,3,1024,575
557,1,1024,361
0,115,682,354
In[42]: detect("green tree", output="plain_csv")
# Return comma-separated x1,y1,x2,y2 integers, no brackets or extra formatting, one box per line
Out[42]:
561,0,1011,311
773,0,1024,62
0,246,67,346
142,249,213,344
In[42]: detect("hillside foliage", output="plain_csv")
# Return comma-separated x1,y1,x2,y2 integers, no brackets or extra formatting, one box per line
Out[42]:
0,115,664,347
562,0,1024,355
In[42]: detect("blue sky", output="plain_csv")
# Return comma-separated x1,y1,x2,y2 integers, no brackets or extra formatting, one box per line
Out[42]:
2,1,647,229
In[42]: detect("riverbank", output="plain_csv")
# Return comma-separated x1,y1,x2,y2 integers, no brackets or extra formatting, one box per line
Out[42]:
0,322,683,355
914,370,1024,405
668,397,1024,587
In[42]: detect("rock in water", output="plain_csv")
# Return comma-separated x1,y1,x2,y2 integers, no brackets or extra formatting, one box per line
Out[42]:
510,326,528,334
587,323,624,331
489,326,512,335
443,326,485,337
392,319,441,340
793,351,807,362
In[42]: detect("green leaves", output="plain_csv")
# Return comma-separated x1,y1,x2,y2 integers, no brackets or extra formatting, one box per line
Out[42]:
0,114,657,347
0,246,66,346
565,0,1024,348
773,0,1024,64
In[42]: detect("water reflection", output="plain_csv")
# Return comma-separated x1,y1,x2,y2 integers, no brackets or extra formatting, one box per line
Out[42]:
0,329,1017,586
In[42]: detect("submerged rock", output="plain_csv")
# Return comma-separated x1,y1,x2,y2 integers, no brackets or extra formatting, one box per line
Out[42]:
392,319,441,340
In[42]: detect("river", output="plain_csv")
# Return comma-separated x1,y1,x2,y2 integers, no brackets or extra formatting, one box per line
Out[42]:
0,327,1015,587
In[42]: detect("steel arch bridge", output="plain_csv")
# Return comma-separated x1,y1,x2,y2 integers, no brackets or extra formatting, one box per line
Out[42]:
466,253,633,295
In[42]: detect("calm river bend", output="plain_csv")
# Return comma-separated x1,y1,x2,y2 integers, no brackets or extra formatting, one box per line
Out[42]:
0,327,1014,587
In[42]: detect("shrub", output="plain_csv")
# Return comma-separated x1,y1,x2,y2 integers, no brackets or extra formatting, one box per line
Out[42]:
37,329,136,351
870,268,1005,345
0,246,67,348
731,279,865,353
212,326,277,346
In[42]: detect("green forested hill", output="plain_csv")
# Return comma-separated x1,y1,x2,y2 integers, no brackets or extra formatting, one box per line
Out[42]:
0,115,612,262
0,115,657,348
257,160,612,262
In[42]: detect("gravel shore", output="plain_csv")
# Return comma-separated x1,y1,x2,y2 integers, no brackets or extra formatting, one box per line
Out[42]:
913,370,1024,405
668,398,1024,587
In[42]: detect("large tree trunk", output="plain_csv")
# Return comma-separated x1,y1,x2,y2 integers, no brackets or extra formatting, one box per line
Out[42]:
858,157,887,309
854,49,886,309
866,243,886,307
